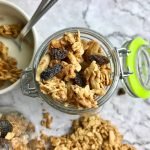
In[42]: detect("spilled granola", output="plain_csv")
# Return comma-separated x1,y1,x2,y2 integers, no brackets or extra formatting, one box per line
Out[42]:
0,112,136,150
50,115,136,150
36,30,112,109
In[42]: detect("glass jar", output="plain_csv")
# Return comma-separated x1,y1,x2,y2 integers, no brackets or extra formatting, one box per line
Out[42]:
21,27,150,114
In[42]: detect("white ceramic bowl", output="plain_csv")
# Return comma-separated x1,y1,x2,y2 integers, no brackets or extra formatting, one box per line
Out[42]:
0,0,37,94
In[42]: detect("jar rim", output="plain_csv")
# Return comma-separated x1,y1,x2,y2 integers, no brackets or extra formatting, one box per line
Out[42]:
33,27,120,114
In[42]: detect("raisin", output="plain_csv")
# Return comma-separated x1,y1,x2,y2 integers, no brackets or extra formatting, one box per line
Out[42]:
88,55,110,66
74,72,86,87
40,64,62,80
117,88,126,96
50,48,68,60
0,120,13,138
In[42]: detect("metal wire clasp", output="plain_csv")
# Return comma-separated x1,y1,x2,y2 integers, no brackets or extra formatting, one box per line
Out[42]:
20,68,38,97
116,47,133,79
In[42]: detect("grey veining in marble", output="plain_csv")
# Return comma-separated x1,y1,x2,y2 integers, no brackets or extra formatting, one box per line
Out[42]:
1,0,150,149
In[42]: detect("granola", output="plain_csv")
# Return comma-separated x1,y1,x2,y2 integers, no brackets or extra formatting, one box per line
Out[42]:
50,115,136,150
40,77,67,102
0,24,22,38
36,30,112,108
68,85,97,108
0,112,35,150
0,42,22,86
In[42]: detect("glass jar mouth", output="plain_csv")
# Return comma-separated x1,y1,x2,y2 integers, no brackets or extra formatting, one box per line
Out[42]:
33,27,120,114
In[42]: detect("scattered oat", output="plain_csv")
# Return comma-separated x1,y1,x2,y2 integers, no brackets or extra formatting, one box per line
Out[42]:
26,122,35,133
41,112,53,129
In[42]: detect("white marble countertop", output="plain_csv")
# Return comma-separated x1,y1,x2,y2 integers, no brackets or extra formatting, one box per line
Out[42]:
1,0,150,149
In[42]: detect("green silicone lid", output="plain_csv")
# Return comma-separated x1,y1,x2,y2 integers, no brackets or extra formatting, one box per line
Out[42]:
126,37,150,98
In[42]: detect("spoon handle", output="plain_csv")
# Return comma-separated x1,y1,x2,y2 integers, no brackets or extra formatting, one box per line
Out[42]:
19,0,58,39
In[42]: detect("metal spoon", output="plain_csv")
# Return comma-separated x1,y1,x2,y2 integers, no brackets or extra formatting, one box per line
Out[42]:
15,0,59,50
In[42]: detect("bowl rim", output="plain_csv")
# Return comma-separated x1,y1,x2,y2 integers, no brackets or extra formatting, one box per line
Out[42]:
0,0,37,94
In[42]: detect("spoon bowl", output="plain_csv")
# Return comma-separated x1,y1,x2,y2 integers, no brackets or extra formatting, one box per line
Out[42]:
14,0,58,51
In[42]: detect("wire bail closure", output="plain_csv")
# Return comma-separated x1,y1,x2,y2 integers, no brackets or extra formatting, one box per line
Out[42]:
116,47,133,79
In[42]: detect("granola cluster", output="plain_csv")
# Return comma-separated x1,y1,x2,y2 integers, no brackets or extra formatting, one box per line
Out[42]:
0,112,35,150
0,42,22,87
0,24,22,38
36,31,112,108
50,115,136,150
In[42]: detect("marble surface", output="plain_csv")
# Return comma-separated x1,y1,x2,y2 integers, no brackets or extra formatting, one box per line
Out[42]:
1,0,150,149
